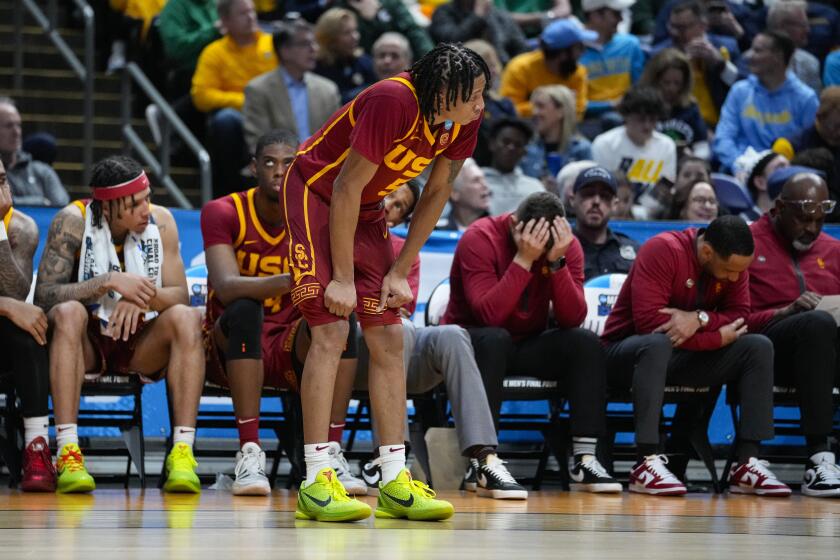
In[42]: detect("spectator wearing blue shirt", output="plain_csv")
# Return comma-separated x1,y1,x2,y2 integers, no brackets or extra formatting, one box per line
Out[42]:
825,51,840,87
713,31,818,172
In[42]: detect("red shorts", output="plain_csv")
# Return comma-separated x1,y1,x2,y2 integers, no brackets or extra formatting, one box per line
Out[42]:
284,163,401,329
86,313,162,382
203,317,302,392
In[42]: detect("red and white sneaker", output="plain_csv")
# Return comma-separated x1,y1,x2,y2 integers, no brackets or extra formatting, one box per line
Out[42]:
20,436,57,492
629,455,687,496
728,458,791,497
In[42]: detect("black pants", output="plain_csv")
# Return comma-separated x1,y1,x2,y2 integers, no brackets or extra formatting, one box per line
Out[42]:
0,317,50,418
467,327,606,437
604,333,774,445
763,310,840,437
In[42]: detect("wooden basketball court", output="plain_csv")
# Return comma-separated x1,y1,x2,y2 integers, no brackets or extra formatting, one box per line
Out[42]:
0,489,837,558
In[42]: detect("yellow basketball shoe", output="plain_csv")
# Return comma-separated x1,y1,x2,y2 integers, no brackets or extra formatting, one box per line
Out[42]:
375,468,454,521
56,443,96,494
295,468,372,522
163,443,201,493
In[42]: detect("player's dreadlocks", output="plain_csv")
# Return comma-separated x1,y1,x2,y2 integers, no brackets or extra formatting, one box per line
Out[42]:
89,155,145,228
409,43,490,126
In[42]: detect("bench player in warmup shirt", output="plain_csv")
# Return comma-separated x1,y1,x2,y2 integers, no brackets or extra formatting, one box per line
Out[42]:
283,43,488,522
0,160,53,491
35,156,205,494
201,129,361,495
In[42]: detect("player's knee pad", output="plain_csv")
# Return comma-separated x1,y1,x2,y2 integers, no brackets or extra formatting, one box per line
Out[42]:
220,298,263,360
341,312,359,359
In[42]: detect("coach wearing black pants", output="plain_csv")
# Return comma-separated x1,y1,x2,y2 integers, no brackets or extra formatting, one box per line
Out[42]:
602,216,787,497
746,171,840,498
442,191,621,493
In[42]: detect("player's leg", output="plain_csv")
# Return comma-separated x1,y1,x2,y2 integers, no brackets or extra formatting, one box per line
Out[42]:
47,301,98,493
128,304,204,493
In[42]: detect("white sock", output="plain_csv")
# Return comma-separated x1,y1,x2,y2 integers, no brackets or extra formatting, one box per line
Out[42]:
379,444,406,484
173,426,196,447
811,451,836,465
24,416,49,447
56,423,78,451
304,443,332,485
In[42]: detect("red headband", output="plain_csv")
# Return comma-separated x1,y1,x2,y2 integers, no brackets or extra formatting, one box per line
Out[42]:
92,170,150,201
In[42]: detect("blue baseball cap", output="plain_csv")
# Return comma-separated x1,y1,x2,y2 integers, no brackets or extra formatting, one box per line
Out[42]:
573,165,618,194
541,19,598,51
767,165,826,200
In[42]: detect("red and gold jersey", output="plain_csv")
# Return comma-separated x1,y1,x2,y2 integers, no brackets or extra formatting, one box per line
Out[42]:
200,188,298,329
291,73,481,208
2,207,12,230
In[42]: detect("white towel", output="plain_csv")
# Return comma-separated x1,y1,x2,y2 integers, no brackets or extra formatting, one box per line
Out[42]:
78,202,163,335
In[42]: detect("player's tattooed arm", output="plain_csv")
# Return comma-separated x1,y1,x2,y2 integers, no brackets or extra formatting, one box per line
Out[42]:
0,213,38,300
34,207,112,310
446,158,465,186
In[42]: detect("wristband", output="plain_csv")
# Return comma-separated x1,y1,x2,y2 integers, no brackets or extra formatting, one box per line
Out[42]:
548,256,566,272
0,222,7,242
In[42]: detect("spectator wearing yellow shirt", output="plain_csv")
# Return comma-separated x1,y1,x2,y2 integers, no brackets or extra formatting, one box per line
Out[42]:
191,0,278,197
500,18,594,120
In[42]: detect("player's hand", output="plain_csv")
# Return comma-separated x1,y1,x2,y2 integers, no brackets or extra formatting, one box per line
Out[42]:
546,216,574,262
109,300,144,341
325,279,357,318
108,272,156,307
378,270,413,312
718,317,747,347
686,38,723,65
512,217,549,270
7,300,48,346
654,308,702,347
0,173,12,220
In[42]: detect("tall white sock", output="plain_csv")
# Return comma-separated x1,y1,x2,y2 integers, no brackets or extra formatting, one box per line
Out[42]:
304,443,332,485
379,444,406,484
173,426,196,447
56,423,78,451
24,416,49,447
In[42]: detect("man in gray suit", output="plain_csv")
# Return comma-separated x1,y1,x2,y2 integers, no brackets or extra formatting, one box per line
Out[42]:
243,19,341,151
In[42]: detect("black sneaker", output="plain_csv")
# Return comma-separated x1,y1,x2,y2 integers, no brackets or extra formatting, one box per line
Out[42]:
361,458,382,496
463,458,478,492
570,456,623,493
476,454,528,499
802,452,840,498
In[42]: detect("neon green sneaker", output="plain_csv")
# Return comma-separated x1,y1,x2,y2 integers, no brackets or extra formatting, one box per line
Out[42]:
295,468,372,522
375,468,454,521
56,443,96,494
163,443,201,493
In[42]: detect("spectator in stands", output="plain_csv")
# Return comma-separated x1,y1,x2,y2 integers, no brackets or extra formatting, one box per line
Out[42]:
521,85,593,191
191,0,278,197
243,19,340,151
556,159,597,212
334,0,434,59
652,0,760,49
733,148,789,214
825,51,840,87
652,1,743,127
500,0,572,33
429,0,528,66
571,166,640,280
313,8,377,104
713,31,818,173
746,171,840,498
0,162,53,492
500,18,595,119
371,32,412,80
668,180,719,221
794,87,840,219
766,0,821,92
613,172,635,219
0,98,68,207
791,148,838,222
443,190,622,493
673,155,709,198
602,215,789,497
592,86,677,204
802,0,840,63
35,155,205,494
436,158,491,231
483,118,544,216
639,48,710,160
580,0,646,124
159,0,221,90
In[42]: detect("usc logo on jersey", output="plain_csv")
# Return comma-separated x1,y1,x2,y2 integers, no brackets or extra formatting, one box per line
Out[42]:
236,251,289,277
294,243,310,270
378,144,433,197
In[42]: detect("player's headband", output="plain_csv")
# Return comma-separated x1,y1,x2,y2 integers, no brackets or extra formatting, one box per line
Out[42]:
92,170,150,201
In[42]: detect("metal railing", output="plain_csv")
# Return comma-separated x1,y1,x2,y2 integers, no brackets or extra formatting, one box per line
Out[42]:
14,0,94,186
120,63,211,208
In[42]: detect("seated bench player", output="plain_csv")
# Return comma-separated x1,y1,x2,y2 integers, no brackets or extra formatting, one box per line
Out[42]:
35,156,205,493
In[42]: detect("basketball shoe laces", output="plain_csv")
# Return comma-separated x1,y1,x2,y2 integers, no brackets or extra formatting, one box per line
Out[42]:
169,443,197,471
813,460,840,484
485,457,517,484
332,449,352,477
324,473,353,502
580,457,610,479
59,447,86,473
740,458,776,481
235,448,265,479
646,455,681,483
394,474,438,499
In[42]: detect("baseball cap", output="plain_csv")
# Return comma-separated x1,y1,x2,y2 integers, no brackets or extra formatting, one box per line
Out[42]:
582,0,636,12
541,19,598,51
573,165,618,194
767,165,826,201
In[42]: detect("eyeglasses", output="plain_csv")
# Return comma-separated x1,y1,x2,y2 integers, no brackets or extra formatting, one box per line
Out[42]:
690,196,718,206
781,199,837,215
